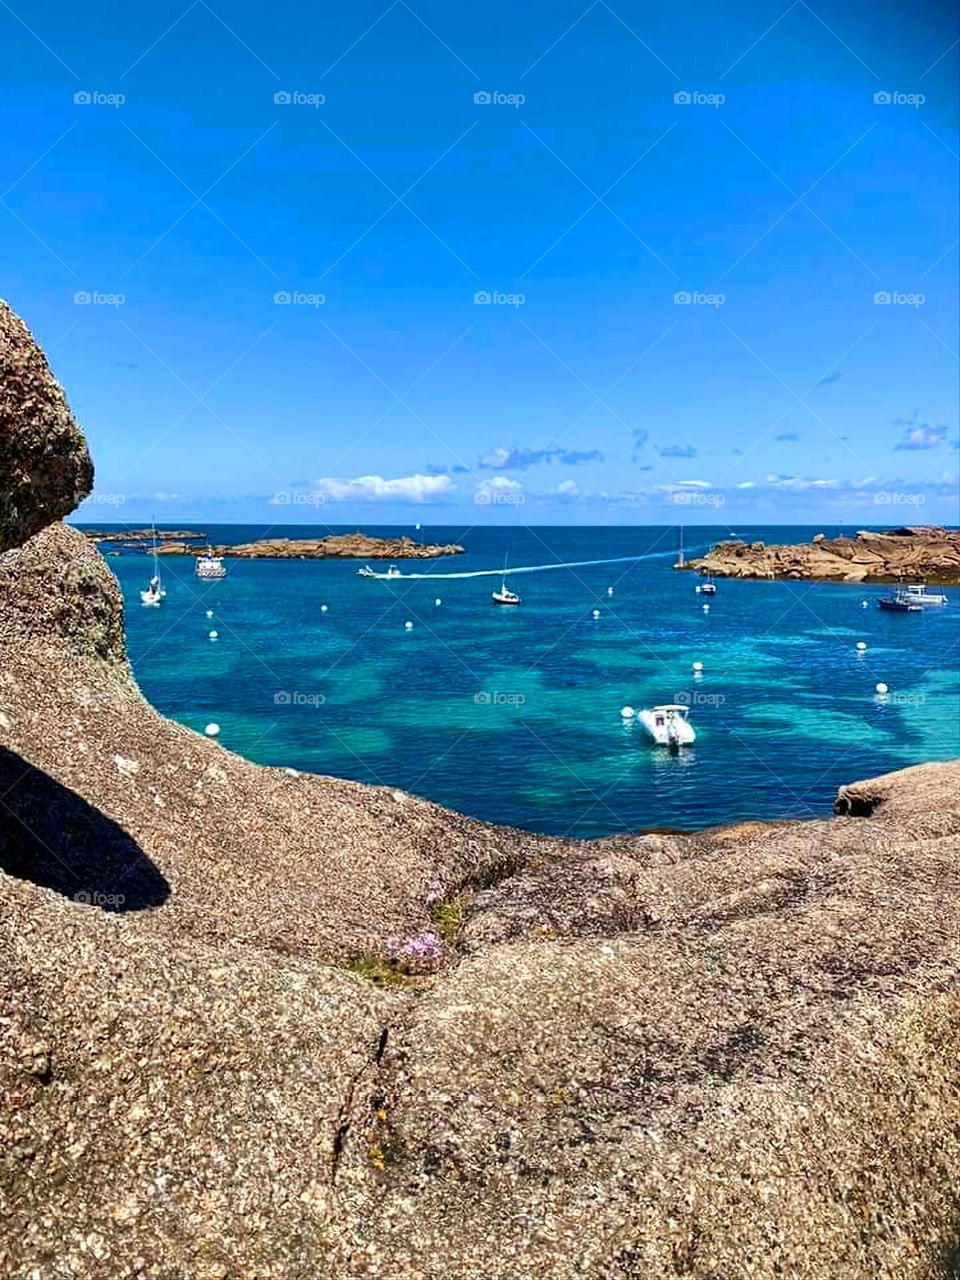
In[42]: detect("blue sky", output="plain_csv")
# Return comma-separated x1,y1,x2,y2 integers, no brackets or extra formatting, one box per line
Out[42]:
3,0,958,524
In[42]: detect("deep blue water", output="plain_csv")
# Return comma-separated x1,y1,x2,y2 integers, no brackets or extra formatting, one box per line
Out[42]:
84,524,960,837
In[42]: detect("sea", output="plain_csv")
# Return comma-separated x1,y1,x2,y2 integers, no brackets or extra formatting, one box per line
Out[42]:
83,524,960,838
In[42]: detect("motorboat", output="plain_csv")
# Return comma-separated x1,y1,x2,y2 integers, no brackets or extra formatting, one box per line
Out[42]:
700,577,717,596
637,704,696,747
358,565,375,577
385,565,402,578
196,555,227,579
900,583,948,606
878,590,922,612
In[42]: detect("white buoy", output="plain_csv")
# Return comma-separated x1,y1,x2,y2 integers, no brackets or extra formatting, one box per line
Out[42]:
607,587,614,596
592,609,600,620
320,604,328,613
204,723,220,737
695,585,701,594
404,620,414,630
435,597,442,606
620,705,635,719
876,682,888,694
692,661,704,672
205,609,214,618
861,600,869,608
856,641,867,652
208,630,218,640
702,603,710,611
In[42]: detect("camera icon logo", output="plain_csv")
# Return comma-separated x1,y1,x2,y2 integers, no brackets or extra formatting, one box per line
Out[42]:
473,91,492,105
274,691,292,704
873,290,891,304
473,290,491,304
274,91,292,105
73,90,91,105
873,91,891,105
673,290,692,304
274,290,292,304
674,91,692,105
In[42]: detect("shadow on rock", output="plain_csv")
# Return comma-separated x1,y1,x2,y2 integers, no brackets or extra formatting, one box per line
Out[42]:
0,747,169,911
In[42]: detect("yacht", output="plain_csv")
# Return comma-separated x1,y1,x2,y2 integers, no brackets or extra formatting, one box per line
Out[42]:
901,583,948,606
877,590,921,613
140,524,166,605
700,577,717,596
637,704,696,747
196,555,227,580
492,583,521,606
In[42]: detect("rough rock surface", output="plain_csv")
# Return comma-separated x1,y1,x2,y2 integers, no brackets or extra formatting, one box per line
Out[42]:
152,533,465,559
0,300,93,552
1,303,958,1278
683,527,960,584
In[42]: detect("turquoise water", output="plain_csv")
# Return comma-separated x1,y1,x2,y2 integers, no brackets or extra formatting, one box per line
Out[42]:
93,525,960,837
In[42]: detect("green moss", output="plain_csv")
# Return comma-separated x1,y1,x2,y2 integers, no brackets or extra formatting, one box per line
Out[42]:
343,955,413,989
429,898,464,947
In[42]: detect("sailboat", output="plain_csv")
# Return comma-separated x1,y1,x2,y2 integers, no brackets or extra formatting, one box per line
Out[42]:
140,524,165,606
674,526,686,569
492,552,521,606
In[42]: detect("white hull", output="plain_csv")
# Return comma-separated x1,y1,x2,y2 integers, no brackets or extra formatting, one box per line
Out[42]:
637,708,696,746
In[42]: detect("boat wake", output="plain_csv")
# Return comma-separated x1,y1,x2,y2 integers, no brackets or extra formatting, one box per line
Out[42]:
361,545,706,581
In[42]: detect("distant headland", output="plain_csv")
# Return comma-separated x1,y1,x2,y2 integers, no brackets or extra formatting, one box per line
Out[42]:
681,526,960,585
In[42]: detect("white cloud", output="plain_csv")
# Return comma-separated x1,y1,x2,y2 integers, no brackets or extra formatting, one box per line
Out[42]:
475,476,524,499
302,474,456,504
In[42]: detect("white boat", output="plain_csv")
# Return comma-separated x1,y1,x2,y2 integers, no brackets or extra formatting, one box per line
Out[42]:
492,553,521,605
900,583,948,606
385,565,401,579
196,554,227,580
700,577,717,596
357,565,375,577
140,525,166,605
637,704,696,747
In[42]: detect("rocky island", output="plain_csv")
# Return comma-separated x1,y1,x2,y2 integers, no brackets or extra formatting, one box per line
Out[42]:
682,525,960,584
1,298,958,1279
153,532,464,559
83,528,208,543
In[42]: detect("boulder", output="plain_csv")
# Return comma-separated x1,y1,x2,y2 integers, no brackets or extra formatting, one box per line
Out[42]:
0,300,92,552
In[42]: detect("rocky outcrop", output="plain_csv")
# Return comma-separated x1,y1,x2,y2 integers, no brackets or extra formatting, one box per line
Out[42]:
83,528,207,543
0,303,958,1278
683,527,960,584
152,533,464,559
0,300,92,551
